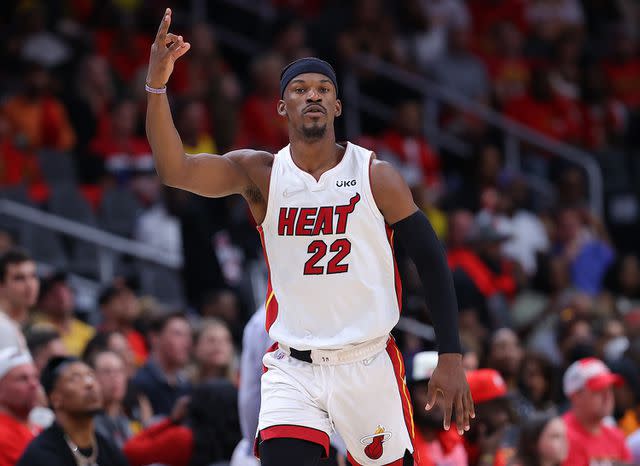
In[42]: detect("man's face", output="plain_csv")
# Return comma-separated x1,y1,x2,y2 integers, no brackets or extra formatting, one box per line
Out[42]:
41,282,74,319
489,329,523,378
0,363,40,418
103,288,139,325
0,261,39,310
34,338,68,374
279,73,341,142
51,362,103,417
157,318,192,368
94,352,127,405
571,386,614,423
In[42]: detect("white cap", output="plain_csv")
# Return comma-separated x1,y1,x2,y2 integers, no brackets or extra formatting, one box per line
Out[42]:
412,351,439,382
563,357,623,397
0,345,33,381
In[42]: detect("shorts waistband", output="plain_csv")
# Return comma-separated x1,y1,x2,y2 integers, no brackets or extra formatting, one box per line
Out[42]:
279,336,389,365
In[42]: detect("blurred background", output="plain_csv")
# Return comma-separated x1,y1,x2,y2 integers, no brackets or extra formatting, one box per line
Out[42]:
2,0,640,465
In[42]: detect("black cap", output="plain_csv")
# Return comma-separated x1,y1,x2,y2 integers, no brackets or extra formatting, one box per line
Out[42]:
41,355,79,395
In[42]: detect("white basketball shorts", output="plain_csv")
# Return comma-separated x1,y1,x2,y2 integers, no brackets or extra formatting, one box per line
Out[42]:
255,336,416,465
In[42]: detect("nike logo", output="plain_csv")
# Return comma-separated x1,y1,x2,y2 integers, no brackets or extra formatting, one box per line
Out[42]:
283,186,306,198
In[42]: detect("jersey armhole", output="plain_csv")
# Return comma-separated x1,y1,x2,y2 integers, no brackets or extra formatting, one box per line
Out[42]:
361,151,386,223
258,154,279,231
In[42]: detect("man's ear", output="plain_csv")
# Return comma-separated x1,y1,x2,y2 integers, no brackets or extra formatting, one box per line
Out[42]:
50,391,61,410
277,100,287,117
335,99,342,118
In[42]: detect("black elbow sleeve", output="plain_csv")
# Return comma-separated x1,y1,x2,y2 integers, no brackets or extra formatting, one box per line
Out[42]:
393,210,462,354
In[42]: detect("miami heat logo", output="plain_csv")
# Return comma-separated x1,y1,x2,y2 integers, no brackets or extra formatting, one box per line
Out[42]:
360,425,392,460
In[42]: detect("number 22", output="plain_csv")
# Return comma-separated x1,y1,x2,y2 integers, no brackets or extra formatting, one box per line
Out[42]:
304,239,352,275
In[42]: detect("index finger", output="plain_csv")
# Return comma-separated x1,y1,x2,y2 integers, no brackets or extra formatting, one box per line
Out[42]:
155,8,172,44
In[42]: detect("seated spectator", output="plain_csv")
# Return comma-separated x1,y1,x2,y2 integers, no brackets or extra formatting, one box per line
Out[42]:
552,206,615,296
2,62,75,152
464,369,518,466
234,53,288,152
467,0,528,55
31,271,94,356
124,380,241,466
134,186,183,257
89,98,152,183
379,100,443,194
132,311,192,416
0,248,39,327
94,19,152,84
517,352,559,414
25,327,67,374
0,346,40,466
561,357,631,465
509,413,568,466
409,351,467,465
524,0,584,57
89,350,134,448
0,110,42,187
176,98,217,155
602,25,640,111
189,318,237,385
98,285,148,366
17,356,128,465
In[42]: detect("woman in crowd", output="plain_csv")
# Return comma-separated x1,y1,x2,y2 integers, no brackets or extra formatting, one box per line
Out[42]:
189,318,237,385
509,414,568,466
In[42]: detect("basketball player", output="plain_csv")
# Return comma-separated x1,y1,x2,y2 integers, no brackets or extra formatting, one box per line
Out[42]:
146,9,474,465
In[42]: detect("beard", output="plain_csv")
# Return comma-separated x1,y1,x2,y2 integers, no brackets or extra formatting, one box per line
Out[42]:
301,122,327,140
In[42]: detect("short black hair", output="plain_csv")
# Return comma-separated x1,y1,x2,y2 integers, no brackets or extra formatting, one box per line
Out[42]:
98,286,121,307
41,355,80,395
0,248,33,282
82,330,119,364
25,327,61,358
147,310,189,335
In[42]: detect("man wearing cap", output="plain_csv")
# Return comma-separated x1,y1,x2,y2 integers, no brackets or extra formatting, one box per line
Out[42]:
464,369,518,466
145,7,473,466
561,357,631,465
409,351,467,466
32,271,94,356
0,345,40,466
17,355,129,466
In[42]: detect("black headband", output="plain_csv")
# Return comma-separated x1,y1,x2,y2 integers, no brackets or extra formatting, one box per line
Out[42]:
279,57,338,98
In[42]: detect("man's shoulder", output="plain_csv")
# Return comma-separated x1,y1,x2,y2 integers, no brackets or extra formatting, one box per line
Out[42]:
228,149,274,167
17,425,64,462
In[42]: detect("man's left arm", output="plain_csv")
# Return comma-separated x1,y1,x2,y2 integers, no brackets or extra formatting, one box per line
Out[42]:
369,158,474,434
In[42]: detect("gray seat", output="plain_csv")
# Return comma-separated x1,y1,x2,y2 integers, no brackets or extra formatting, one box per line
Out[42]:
21,224,68,269
99,188,142,237
48,183,97,225
37,150,77,185
0,185,33,234
138,262,185,307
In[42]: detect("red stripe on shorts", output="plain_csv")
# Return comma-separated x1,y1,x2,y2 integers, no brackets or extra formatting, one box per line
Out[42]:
254,424,330,459
386,337,415,448
346,451,407,465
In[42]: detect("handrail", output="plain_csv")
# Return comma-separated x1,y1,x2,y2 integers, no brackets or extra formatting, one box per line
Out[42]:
0,200,182,269
348,54,603,215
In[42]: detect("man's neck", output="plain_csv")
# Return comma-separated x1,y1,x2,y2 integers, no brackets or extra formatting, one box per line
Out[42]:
57,412,95,448
47,313,72,330
104,400,123,418
289,135,340,178
0,404,30,424
152,353,180,383
0,298,27,326
573,410,602,434
100,319,129,333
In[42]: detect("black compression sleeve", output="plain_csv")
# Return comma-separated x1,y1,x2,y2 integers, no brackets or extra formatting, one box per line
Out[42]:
392,210,462,354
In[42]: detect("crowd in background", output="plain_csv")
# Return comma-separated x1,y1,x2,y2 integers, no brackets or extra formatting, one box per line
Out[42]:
2,0,640,465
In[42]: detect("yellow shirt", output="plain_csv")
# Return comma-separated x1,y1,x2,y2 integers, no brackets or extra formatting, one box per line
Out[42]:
31,315,95,357
184,135,217,155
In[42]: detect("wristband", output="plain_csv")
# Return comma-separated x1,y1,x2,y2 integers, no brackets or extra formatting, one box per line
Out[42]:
145,83,167,94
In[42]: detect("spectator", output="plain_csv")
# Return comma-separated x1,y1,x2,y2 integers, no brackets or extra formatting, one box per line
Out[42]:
89,350,134,448
0,110,42,187
201,289,244,344
32,271,95,356
25,327,67,374
0,346,39,466
561,357,631,465
2,62,75,152
176,98,217,155
124,380,242,466
524,0,584,57
134,186,183,258
190,318,237,385
602,25,640,111
83,330,138,378
98,285,148,366
89,98,152,183
17,356,129,466
0,248,39,327
517,352,559,414
409,351,468,465
132,311,192,416
379,100,443,195
510,413,568,466
552,206,615,296
235,52,288,152
464,369,518,466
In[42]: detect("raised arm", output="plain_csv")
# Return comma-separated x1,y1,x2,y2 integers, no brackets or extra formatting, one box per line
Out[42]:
145,8,259,198
370,158,474,434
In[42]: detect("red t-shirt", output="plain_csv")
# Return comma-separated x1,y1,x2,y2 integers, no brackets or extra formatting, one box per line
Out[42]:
603,60,640,109
0,412,37,466
123,419,193,466
562,411,631,466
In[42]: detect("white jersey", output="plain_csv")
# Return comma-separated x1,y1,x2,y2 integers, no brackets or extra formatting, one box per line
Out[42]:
258,142,401,350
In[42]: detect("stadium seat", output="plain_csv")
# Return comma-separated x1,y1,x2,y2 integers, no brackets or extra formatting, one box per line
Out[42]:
37,150,77,185
99,187,143,237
